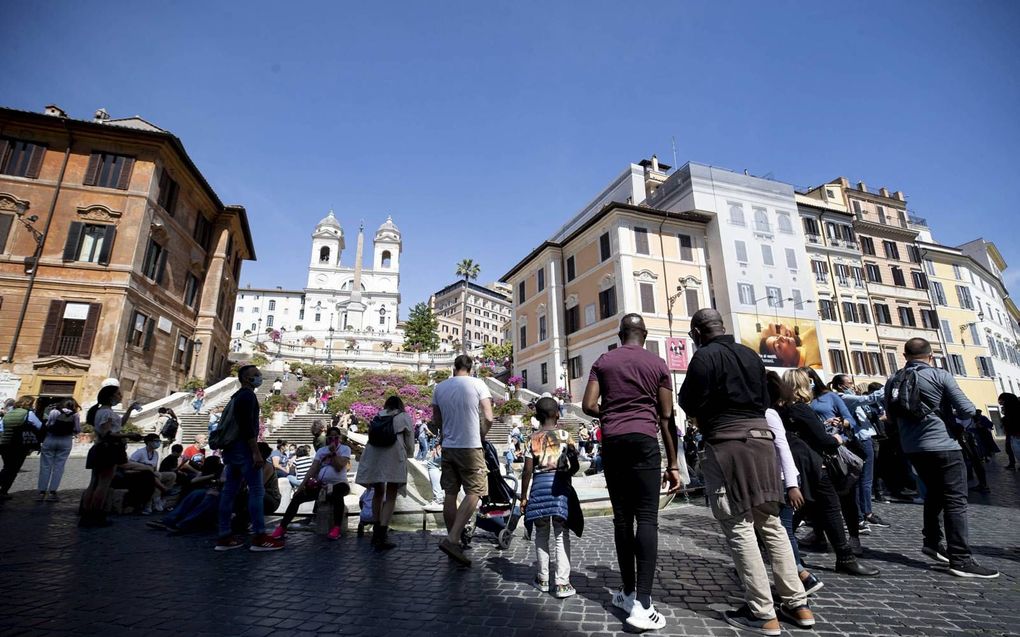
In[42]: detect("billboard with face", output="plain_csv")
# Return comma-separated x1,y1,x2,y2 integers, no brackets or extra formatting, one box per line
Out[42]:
736,315,822,369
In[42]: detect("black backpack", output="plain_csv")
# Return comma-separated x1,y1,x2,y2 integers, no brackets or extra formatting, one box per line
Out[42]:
160,417,179,440
368,413,397,447
887,367,933,420
48,412,77,437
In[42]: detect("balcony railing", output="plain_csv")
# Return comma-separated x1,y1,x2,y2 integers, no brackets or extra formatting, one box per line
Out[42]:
55,335,82,356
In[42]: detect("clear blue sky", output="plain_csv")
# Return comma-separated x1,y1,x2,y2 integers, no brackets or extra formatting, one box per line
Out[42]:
2,1,1019,314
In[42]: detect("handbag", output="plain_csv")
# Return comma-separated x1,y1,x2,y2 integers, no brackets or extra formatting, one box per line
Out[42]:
823,445,864,495
19,427,42,451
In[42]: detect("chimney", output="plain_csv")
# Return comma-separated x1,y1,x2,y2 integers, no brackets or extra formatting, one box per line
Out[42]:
857,181,867,193
93,108,110,123
651,155,660,172
894,191,905,201
879,187,890,198
43,104,67,118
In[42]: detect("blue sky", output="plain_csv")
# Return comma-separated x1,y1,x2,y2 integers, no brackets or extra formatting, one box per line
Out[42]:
2,1,1019,313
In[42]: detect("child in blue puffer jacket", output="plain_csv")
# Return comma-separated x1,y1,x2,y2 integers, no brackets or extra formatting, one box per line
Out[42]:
520,397,580,599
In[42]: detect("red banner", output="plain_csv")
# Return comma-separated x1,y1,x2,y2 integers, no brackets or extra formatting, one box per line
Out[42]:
666,337,689,371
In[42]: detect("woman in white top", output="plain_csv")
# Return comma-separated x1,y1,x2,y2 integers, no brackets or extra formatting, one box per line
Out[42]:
81,385,142,527
271,427,351,541
356,395,415,551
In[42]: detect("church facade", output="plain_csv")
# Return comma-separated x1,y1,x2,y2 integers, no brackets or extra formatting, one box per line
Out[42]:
230,212,404,361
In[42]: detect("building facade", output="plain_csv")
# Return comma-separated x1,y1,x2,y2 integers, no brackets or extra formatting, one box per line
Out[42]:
0,104,254,406
231,213,403,360
429,280,512,352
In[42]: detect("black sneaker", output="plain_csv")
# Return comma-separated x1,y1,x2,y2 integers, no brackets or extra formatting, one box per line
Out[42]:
922,544,950,564
723,605,781,636
948,560,999,579
800,572,824,595
866,513,890,528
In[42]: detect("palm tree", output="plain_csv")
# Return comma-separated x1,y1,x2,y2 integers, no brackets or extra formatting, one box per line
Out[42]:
455,259,480,353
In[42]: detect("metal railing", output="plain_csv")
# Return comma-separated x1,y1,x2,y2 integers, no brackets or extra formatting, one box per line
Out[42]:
55,335,82,356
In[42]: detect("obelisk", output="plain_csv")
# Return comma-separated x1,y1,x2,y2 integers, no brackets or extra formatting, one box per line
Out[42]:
345,221,367,330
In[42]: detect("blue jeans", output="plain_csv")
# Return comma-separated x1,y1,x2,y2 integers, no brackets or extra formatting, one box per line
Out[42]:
856,437,875,519
165,489,219,532
38,435,74,492
778,503,804,570
218,452,266,538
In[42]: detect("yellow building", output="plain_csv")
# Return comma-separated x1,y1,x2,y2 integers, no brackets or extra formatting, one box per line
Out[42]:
502,201,711,400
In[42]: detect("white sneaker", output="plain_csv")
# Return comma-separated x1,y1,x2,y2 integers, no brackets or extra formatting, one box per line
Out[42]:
611,590,636,614
626,601,667,631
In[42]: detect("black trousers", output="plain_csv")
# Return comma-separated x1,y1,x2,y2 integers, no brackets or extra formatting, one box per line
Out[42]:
602,433,661,599
908,450,971,565
794,469,852,559
0,444,30,494
281,482,350,528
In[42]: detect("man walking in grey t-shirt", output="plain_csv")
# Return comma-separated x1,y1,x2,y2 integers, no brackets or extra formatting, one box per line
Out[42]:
885,338,997,578
432,354,493,566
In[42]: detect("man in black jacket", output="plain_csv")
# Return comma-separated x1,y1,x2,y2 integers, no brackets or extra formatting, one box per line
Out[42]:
679,309,812,634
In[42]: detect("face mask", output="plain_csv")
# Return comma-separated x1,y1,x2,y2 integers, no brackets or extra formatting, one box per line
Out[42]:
251,377,263,388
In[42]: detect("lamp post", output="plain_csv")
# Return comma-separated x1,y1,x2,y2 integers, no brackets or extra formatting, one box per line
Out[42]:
255,317,263,348
960,311,985,346
5,203,45,363
277,326,286,358
193,338,203,377
665,275,702,337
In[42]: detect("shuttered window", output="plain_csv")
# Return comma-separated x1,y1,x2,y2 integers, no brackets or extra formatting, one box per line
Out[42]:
0,214,13,253
685,289,699,317
0,138,46,178
142,239,168,283
678,234,693,261
62,222,116,265
128,311,156,350
566,256,575,281
83,152,134,189
599,232,611,261
157,169,180,216
633,227,650,255
599,286,617,320
639,282,655,314
38,300,101,358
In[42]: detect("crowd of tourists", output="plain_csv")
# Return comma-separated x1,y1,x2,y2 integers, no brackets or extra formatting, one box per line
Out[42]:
0,312,1016,634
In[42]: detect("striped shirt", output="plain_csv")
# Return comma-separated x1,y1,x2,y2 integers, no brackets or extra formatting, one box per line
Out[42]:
293,456,314,481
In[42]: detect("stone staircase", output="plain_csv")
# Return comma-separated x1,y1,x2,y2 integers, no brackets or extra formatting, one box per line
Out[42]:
485,413,588,447
266,413,331,447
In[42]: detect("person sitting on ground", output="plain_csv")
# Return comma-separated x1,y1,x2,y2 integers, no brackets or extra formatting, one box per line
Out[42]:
128,434,176,513
160,444,184,473
356,395,415,551
269,439,291,478
520,397,581,599
289,445,314,489
183,434,207,461
80,386,143,526
271,427,351,541
151,456,224,533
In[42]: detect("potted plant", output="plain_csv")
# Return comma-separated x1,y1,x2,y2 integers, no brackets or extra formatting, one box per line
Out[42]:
507,374,525,397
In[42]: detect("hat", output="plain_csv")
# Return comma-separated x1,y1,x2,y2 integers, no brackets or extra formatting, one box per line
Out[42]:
100,378,120,388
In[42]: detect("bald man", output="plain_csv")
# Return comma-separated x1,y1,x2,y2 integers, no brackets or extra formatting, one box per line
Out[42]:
582,314,680,632
679,309,812,633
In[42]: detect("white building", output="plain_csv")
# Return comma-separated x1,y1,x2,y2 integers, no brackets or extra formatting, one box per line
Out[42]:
647,163,824,370
958,239,1020,396
231,212,404,360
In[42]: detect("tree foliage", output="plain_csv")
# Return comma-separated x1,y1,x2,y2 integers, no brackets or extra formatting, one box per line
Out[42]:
455,259,481,353
403,302,440,352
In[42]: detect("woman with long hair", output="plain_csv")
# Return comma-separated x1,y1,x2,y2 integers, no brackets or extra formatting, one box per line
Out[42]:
38,399,81,501
80,385,143,527
0,396,44,499
355,395,415,551
271,427,351,541
800,367,868,553
778,369,879,576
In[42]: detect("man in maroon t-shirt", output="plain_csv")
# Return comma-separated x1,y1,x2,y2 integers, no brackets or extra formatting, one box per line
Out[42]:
582,314,680,632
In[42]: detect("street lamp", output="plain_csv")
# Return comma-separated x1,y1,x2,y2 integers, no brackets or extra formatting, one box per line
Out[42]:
255,317,263,346
277,326,286,358
665,275,703,337
5,202,46,363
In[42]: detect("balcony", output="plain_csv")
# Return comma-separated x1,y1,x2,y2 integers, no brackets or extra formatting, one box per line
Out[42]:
55,335,82,356
805,233,822,245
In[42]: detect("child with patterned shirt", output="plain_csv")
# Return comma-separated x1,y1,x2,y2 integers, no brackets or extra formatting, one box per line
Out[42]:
520,397,581,598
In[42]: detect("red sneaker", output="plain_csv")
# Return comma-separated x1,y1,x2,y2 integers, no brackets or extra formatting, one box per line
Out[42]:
215,535,246,551
270,525,286,539
328,526,341,540
250,533,285,552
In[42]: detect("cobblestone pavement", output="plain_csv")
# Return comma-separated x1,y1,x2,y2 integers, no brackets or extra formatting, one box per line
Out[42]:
1,455,1018,637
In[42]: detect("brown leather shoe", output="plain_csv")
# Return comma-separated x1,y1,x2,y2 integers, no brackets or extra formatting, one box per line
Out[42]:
779,604,816,628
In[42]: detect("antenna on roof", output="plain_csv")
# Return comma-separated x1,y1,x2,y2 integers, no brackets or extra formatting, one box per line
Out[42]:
671,136,679,172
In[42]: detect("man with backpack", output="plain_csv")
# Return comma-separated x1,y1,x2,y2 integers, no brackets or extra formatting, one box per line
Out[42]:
884,337,998,579
158,408,180,446
212,365,284,552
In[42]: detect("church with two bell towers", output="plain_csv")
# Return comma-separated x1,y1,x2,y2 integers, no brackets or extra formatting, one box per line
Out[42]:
230,211,404,359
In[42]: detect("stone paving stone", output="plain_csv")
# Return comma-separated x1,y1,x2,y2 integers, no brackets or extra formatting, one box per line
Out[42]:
1,456,1019,635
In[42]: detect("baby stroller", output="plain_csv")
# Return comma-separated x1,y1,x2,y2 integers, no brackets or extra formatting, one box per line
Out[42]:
462,441,521,550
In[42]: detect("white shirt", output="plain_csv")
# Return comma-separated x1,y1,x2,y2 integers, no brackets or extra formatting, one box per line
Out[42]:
314,445,351,484
431,375,491,449
94,407,122,437
765,408,799,490
130,446,159,468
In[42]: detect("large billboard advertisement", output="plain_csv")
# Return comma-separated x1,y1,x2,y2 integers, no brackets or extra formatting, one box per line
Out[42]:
736,315,822,369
